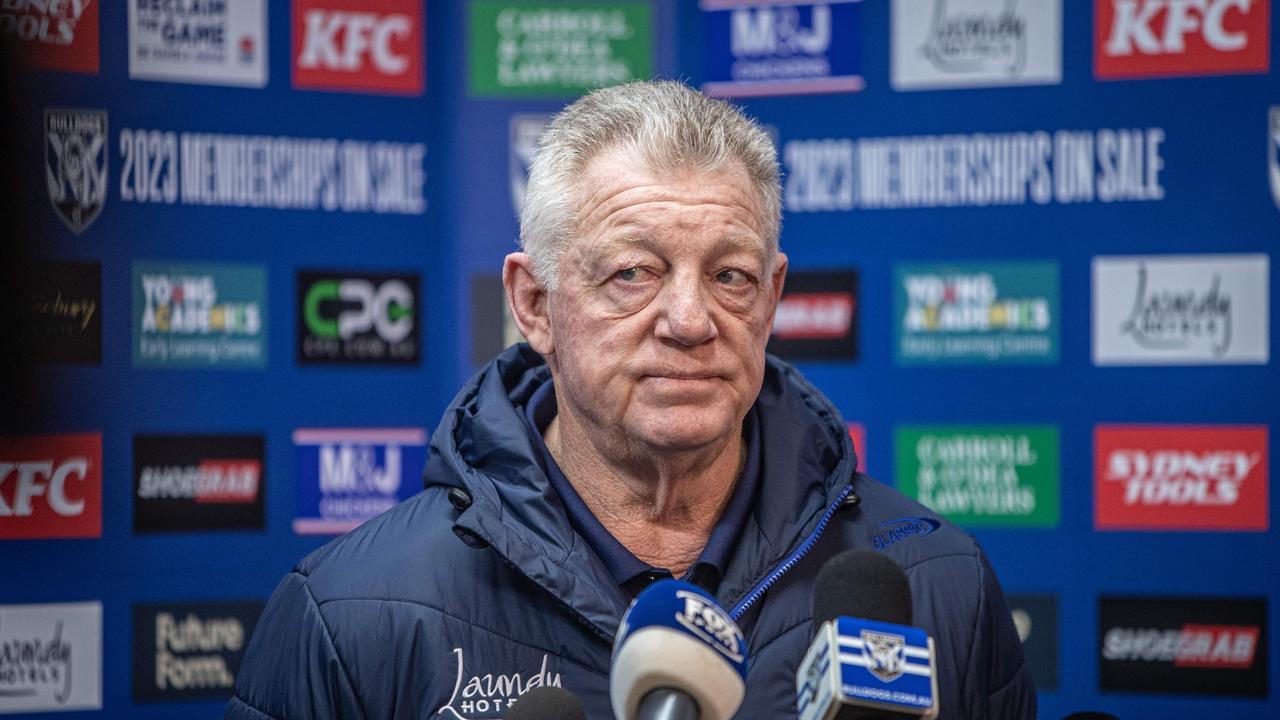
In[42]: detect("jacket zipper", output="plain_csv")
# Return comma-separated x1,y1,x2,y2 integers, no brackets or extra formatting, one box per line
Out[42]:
729,483,855,621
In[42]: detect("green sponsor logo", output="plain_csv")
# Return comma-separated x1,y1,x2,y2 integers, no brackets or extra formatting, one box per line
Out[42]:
133,261,267,369
469,1,652,97
894,261,1059,365
895,426,1059,527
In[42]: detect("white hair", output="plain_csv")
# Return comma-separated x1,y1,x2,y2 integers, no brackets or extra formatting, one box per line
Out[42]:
519,80,782,290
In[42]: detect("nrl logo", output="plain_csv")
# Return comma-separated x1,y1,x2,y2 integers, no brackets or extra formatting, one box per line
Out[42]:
45,108,108,234
508,114,550,219
861,629,907,682
1269,106,1280,212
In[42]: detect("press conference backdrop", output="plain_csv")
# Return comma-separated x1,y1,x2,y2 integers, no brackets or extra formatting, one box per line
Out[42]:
1,1,1276,718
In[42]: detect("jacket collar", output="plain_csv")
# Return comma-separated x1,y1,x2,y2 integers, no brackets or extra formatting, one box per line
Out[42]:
425,344,857,640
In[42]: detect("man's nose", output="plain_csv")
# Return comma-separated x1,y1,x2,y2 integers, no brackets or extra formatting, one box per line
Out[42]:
654,271,718,345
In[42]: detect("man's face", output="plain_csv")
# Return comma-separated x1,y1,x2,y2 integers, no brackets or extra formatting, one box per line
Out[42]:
545,148,786,453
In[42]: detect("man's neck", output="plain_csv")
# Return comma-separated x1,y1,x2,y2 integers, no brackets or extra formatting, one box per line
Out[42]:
544,413,744,578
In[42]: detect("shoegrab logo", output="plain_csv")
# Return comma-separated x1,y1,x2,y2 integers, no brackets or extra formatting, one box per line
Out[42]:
132,601,263,703
0,602,102,714
768,270,858,361
1095,0,1270,78
293,0,424,94
0,433,102,540
133,435,266,533
1095,426,1268,531
293,428,427,534
0,0,99,73
297,271,420,365
1099,596,1267,696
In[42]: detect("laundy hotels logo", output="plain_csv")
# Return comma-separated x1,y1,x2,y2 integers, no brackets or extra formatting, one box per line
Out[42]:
0,602,102,714
1095,425,1268,531
293,428,427,534
132,261,267,369
894,261,1059,365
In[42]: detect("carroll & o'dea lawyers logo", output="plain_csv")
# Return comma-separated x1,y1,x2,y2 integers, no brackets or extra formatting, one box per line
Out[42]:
1095,425,1268,531
891,0,1062,91
132,601,263,703
293,428,426,535
132,261,267,369
1093,254,1268,365
0,602,102,714
895,426,1059,528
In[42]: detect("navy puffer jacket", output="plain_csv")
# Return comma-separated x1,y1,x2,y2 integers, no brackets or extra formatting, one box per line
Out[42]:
227,345,1035,719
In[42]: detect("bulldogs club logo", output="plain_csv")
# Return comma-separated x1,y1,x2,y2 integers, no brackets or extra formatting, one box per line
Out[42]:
44,108,107,234
861,629,907,682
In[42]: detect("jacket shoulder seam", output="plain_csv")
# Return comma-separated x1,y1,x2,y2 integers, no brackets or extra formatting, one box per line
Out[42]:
316,596,608,677
301,574,370,719
227,694,286,720
900,549,980,573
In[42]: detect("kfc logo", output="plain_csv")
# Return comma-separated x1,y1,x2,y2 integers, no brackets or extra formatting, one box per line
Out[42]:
1095,426,1268,531
0,433,102,539
1095,0,1269,78
292,0,424,94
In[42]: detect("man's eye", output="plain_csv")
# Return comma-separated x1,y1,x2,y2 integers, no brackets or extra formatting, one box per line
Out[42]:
715,269,748,285
616,267,641,282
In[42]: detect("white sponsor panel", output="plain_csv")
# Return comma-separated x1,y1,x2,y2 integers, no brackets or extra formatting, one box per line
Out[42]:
1093,254,1269,365
0,602,102,714
128,0,267,87
892,0,1062,90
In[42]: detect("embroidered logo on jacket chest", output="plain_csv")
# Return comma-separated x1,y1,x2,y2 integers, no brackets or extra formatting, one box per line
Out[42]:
435,647,563,719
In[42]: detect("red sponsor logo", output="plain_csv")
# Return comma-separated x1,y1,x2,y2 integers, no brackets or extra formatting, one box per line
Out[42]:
847,423,866,473
292,0,424,94
774,292,854,339
1095,425,1268,530
1174,625,1260,668
1095,0,1270,79
136,459,261,504
0,0,100,74
0,433,102,539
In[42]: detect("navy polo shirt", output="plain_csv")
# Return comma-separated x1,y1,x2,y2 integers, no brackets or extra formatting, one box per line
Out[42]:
523,379,761,596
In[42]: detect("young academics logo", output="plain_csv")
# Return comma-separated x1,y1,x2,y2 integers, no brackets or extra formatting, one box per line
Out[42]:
132,600,263,703
297,271,420,365
0,602,102,714
0,0,99,73
1094,0,1270,79
895,426,1060,528
45,108,107,234
894,261,1059,365
0,433,102,540
128,0,267,87
133,435,266,533
1100,596,1268,696
891,0,1062,91
132,261,268,369
1092,254,1269,365
293,0,424,95
1095,425,1268,531
700,0,863,98
293,428,427,534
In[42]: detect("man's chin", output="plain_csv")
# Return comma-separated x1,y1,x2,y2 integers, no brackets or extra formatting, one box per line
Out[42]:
627,414,739,454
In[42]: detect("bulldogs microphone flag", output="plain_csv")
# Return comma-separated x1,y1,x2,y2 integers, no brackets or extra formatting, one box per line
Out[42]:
796,616,939,720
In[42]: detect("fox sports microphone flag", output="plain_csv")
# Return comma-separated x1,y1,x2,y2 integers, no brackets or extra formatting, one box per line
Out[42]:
611,579,748,720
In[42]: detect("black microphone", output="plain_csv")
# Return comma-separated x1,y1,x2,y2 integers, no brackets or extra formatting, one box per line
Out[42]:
504,686,586,720
796,550,939,720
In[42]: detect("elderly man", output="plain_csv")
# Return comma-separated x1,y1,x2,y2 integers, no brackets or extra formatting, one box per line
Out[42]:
227,81,1035,720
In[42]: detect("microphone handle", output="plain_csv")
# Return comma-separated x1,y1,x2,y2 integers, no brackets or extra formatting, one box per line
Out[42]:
637,688,700,720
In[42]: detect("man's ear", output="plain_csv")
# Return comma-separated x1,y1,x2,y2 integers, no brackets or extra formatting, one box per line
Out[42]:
765,252,788,333
503,252,554,355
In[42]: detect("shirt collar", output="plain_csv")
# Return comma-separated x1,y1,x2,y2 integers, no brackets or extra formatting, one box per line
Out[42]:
522,378,761,596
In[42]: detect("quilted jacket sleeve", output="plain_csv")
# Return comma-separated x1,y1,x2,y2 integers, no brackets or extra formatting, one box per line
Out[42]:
973,550,1037,719
225,572,365,720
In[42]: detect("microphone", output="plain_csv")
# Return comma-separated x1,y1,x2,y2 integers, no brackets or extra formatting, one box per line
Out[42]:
504,686,586,720
796,550,939,720
610,579,748,720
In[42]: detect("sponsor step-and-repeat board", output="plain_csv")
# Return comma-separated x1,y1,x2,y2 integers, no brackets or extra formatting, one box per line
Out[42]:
3,0,1277,718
